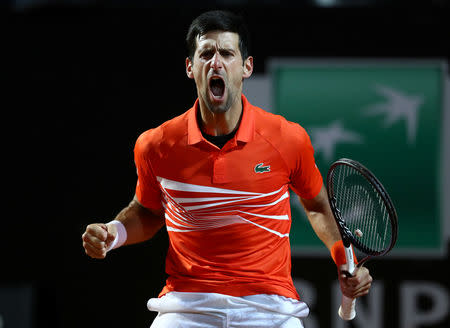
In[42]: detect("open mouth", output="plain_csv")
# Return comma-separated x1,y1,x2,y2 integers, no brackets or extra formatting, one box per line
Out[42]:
209,76,225,99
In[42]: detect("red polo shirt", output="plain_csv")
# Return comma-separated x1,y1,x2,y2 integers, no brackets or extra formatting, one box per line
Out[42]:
134,95,323,300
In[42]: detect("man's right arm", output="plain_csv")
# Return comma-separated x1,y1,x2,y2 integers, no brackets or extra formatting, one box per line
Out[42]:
82,195,165,259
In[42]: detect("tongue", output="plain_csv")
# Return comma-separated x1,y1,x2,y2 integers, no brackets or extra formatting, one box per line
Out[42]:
211,80,224,97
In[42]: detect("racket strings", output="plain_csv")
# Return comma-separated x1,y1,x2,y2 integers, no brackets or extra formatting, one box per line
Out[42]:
332,165,393,255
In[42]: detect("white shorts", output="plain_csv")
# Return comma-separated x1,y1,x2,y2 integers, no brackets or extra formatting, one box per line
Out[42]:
147,292,309,328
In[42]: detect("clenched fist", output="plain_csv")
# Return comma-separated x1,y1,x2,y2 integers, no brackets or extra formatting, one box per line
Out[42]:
82,223,117,259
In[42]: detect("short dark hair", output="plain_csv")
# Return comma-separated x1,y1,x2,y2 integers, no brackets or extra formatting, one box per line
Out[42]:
186,10,250,61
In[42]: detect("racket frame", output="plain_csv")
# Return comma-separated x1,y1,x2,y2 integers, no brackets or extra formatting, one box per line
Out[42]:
326,158,399,320
327,158,398,259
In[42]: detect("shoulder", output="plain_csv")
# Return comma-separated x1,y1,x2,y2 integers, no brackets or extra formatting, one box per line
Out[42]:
134,110,190,155
253,105,311,149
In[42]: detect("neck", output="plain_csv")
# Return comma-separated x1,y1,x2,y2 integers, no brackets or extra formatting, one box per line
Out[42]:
198,95,243,136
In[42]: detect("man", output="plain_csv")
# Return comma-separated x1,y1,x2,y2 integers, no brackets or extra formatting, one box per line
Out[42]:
82,10,372,328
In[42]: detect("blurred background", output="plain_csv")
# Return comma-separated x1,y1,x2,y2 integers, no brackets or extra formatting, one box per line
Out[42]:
1,0,449,327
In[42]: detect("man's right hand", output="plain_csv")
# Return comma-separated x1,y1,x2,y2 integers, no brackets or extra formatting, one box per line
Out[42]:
82,223,116,259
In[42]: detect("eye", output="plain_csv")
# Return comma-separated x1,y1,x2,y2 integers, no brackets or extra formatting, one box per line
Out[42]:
220,50,233,58
200,50,214,59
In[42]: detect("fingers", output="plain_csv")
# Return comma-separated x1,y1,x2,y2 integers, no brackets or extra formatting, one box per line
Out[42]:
343,278,371,298
352,280,372,298
353,266,372,286
86,223,108,241
83,241,107,259
82,223,109,259
339,266,373,299
82,232,106,250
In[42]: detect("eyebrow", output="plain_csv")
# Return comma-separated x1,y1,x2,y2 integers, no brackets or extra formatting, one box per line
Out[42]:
218,47,236,53
198,45,236,53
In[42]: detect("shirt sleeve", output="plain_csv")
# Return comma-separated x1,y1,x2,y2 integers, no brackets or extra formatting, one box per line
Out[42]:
134,131,163,210
289,125,323,200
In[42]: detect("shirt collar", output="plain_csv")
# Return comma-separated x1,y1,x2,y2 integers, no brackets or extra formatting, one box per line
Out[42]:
187,94,255,146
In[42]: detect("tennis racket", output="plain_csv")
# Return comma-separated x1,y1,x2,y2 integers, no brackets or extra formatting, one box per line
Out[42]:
326,158,398,320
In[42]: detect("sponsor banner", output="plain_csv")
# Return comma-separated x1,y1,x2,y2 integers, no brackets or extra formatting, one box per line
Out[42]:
291,257,449,328
269,59,446,257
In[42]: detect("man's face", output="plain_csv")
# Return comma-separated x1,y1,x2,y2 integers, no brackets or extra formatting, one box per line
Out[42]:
186,30,253,114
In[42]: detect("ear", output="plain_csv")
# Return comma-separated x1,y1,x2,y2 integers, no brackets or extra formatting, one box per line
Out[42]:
186,57,194,79
243,56,254,79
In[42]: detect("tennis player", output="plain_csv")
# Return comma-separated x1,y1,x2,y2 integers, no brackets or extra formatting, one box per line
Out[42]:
82,10,372,327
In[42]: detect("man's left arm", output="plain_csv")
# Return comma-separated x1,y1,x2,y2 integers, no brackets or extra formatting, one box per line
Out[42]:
299,184,373,299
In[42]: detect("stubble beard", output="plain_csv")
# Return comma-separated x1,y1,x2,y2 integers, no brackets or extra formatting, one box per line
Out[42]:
204,83,240,115
205,93,233,114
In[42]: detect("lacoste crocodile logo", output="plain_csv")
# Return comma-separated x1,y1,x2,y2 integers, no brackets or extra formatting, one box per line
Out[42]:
254,163,271,173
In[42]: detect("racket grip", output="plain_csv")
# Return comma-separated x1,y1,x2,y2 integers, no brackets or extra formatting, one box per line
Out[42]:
338,244,357,320
339,295,356,320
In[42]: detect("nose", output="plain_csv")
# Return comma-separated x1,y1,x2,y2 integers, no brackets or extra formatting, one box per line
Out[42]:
211,52,223,71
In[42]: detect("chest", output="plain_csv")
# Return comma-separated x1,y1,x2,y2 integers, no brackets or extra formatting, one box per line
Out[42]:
152,139,290,193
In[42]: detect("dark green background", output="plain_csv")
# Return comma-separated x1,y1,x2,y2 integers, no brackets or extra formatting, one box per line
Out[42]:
273,64,443,254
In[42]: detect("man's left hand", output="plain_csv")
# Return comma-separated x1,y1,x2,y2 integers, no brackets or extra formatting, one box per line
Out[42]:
338,265,373,299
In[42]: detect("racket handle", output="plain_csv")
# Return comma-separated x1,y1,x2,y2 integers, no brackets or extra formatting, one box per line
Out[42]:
339,295,356,320
338,244,357,320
